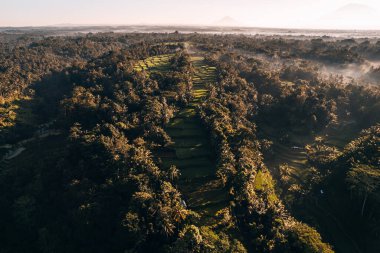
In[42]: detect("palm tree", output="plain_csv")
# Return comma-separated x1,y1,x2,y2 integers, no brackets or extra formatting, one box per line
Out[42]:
173,206,188,223
279,164,292,178
168,165,181,181
161,218,175,237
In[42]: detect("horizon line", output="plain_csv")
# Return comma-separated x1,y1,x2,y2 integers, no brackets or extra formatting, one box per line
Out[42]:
1,23,380,32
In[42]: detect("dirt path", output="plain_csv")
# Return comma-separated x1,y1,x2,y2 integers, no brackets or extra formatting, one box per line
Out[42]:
1,129,61,161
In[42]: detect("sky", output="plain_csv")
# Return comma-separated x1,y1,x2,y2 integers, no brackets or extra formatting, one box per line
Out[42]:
1,0,380,29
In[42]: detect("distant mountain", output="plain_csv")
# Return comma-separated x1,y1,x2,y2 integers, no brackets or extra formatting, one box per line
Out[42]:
331,3,377,18
212,16,240,27
319,3,380,29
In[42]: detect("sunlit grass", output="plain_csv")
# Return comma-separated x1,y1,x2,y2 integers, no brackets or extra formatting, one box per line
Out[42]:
254,170,278,203
133,54,173,73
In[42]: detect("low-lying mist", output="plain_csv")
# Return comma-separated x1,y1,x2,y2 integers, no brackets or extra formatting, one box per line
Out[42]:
237,48,380,85
319,60,380,84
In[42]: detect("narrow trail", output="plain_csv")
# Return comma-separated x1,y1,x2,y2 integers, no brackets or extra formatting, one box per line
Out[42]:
162,56,230,225
1,129,61,161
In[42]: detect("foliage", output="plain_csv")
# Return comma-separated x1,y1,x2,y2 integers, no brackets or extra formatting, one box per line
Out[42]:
1,32,380,253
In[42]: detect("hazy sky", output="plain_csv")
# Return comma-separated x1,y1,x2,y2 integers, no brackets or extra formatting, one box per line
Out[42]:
1,0,380,29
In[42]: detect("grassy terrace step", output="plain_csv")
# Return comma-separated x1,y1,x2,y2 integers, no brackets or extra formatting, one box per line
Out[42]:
188,189,229,208
155,149,176,159
166,128,209,138
192,89,208,94
274,155,308,164
170,138,209,148
180,166,215,179
273,149,307,160
193,83,207,86
274,152,307,160
178,175,215,187
179,177,218,190
174,147,212,159
281,160,308,168
273,142,306,151
167,118,204,129
273,148,307,157
192,201,230,221
133,54,173,73
176,108,196,117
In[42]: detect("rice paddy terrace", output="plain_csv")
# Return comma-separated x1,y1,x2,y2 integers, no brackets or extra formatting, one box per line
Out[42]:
163,56,230,224
262,121,360,189
133,54,173,73
261,123,362,253
261,125,309,184
135,52,231,228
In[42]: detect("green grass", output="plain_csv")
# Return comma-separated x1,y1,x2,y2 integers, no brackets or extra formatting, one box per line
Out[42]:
189,188,228,209
254,170,278,203
170,137,209,148
175,147,212,159
167,118,203,129
268,142,308,178
166,128,208,138
176,108,196,118
180,165,215,179
133,54,173,73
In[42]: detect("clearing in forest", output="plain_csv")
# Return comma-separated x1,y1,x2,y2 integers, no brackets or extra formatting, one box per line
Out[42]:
137,51,244,243
133,54,172,73
261,123,362,253
263,120,360,188
162,56,230,225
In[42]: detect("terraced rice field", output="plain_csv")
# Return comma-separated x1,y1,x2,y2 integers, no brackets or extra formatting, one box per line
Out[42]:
262,123,362,253
271,145,310,184
323,122,359,149
133,54,172,73
168,57,226,213
261,125,309,183
264,122,359,184
161,56,229,223
135,51,242,240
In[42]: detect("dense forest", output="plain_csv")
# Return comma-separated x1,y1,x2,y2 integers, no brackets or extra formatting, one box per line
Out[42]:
0,32,379,253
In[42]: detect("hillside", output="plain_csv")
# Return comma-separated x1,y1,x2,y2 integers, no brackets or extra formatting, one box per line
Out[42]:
0,33,379,253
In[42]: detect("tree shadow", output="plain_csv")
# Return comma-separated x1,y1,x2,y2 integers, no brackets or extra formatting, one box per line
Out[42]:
0,69,73,146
